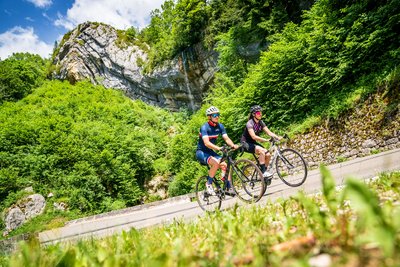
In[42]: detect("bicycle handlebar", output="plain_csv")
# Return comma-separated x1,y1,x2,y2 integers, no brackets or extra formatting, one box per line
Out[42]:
269,133,290,144
220,144,242,155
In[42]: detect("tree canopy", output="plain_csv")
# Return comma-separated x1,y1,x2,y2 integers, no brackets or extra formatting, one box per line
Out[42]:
0,53,48,103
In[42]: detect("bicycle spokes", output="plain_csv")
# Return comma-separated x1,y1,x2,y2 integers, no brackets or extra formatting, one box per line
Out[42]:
232,159,265,203
275,148,307,187
195,176,222,212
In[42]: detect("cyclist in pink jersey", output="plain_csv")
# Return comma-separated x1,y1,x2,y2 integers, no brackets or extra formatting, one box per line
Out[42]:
241,105,282,181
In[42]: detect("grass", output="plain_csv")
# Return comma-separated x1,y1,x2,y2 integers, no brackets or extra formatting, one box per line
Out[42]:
336,156,348,163
1,169,399,266
371,149,380,155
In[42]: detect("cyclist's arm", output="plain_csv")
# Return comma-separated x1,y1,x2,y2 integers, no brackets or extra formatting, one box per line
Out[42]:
248,128,268,143
222,134,238,149
262,126,281,140
202,136,222,151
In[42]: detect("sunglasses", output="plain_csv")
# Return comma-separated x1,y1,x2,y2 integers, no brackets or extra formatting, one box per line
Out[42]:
211,113,220,118
254,111,262,116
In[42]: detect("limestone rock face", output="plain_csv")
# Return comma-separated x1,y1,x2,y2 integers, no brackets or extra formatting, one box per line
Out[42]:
4,208,25,232
4,194,46,233
52,22,219,111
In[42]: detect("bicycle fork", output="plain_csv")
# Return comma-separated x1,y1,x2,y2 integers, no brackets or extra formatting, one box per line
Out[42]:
275,151,295,170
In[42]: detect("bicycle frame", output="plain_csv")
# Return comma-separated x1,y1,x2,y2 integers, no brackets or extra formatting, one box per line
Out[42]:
252,139,281,170
205,148,244,199
195,145,266,211
220,147,245,186
252,137,306,186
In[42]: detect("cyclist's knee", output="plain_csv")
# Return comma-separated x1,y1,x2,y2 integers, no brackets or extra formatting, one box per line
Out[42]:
208,156,220,166
256,147,266,156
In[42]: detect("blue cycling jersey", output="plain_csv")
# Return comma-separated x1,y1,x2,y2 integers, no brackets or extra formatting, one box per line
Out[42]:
197,122,227,153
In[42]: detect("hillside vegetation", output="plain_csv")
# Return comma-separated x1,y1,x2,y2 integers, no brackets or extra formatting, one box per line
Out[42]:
139,0,312,71
166,0,400,195
0,80,182,223
0,0,399,237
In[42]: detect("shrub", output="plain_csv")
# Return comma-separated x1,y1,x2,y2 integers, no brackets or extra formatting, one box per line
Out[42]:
0,80,177,215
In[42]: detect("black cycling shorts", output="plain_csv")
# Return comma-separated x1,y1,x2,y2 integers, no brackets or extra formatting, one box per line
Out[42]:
241,141,263,154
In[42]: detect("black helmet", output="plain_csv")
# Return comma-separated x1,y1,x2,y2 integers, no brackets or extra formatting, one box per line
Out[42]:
250,105,263,113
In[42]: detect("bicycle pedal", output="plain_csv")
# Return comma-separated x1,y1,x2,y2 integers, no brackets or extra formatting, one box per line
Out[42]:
264,178,272,186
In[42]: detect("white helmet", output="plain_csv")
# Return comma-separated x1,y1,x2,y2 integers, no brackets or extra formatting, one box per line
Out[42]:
205,106,219,116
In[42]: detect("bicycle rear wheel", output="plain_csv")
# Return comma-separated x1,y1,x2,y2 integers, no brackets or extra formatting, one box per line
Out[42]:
275,148,307,187
232,159,265,203
195,176,222,212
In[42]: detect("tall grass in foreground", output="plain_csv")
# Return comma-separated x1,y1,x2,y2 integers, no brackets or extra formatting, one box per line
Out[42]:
2,168,399,266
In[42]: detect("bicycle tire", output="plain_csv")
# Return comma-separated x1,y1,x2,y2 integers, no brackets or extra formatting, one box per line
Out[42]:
231,159,265,203
195,175,222,212
275,148,307,187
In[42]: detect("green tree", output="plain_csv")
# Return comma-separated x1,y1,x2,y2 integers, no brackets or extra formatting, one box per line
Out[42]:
173,0,209,49
0,53,47,103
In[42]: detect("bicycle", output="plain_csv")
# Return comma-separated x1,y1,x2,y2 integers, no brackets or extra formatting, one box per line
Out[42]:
243,134,308,196
195,145,265,212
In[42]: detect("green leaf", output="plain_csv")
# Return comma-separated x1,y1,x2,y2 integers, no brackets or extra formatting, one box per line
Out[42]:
345,178,395,256
320,165,338,215
55,249,76,267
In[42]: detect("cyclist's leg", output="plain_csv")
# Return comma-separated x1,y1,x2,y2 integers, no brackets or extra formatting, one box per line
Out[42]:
198,150,222,182
219,161,231,188
208,156,220,180
264,151,272,168
241,141,264,172
196,150,220,193
196,150,215,182
254,145,268,172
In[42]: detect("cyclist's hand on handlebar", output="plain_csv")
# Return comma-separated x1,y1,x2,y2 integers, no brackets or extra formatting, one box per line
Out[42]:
231,144,239,150
270,136,280,143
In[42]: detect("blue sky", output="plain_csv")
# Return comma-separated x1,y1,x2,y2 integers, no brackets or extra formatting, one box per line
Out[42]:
0,0,165,60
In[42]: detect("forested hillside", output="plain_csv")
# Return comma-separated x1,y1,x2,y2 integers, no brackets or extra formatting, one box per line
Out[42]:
0,0,399,237
138,0,312,71
0,80,183,227
166,0,400,195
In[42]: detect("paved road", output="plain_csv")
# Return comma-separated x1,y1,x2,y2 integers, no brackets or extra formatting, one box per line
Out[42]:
39,148,400,245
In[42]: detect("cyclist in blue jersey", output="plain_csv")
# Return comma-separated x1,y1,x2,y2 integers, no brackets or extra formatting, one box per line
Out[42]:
196,106,239,195
241,105,282,183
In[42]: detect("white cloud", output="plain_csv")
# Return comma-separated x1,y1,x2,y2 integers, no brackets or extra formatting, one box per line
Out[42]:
0,27,53,59
26,0,53,8
54,0,165,31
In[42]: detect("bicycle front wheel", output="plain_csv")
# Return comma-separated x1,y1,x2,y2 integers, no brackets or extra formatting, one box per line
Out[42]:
232,159,265,203
195,176,222,212
275,148,307,187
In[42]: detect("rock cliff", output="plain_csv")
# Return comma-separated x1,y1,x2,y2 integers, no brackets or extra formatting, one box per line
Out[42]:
51,22,218,111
